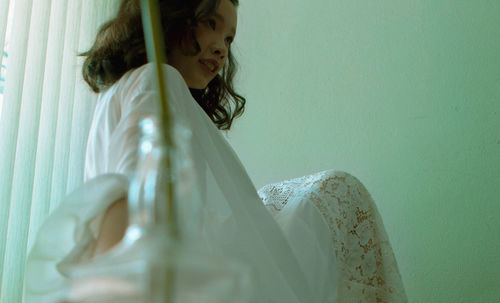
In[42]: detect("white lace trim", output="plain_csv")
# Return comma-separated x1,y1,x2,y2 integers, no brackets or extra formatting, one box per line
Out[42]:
258,170,407,303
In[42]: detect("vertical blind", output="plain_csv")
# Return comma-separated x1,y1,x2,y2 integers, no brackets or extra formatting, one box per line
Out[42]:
0,0,121,301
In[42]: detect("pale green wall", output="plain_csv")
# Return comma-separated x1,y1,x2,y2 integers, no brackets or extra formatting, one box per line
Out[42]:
226,1,500,302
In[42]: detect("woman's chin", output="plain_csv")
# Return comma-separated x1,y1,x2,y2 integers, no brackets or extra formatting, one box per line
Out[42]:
187,80,209,90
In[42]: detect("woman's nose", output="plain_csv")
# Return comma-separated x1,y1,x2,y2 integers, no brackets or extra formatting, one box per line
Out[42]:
211,37,227,58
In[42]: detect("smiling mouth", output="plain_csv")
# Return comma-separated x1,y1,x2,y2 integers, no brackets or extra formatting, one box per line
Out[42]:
200,61,216,75
200,60,218,73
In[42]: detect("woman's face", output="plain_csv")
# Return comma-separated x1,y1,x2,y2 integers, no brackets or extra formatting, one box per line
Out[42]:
169,0,237,89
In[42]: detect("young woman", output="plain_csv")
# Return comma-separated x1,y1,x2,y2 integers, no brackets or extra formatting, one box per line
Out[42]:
24,0,408,302
80,0,243,257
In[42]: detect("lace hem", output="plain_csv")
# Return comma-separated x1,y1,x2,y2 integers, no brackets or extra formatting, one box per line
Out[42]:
258,170,407,303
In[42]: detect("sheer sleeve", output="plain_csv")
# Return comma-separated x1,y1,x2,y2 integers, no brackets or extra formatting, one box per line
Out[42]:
96,64,174,178
107,90,158,177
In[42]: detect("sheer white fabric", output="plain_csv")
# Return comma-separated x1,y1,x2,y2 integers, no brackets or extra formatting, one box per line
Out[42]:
24,63,406,302
259,170,408,302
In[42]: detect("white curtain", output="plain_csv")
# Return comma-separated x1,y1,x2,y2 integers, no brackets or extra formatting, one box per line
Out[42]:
0,0,121,301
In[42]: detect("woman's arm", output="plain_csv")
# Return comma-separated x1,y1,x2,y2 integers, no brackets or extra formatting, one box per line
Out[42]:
91,65,175,258
92,197,128,257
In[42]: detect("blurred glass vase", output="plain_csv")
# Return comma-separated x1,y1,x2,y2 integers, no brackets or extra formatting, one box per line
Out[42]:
61,117,254,303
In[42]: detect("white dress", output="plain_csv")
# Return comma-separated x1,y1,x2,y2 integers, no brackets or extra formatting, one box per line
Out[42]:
23,63,407,302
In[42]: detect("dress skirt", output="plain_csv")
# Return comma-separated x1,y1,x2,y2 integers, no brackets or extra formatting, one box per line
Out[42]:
258,169,408,303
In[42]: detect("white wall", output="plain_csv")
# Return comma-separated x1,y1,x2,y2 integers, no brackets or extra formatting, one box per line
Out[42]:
227,0,500,302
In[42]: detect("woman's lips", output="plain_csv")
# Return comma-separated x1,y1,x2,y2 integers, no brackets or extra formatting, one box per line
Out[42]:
199,60,215,76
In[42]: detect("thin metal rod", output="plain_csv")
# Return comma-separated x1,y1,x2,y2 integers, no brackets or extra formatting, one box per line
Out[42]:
139,1,178,302
139,0,178,239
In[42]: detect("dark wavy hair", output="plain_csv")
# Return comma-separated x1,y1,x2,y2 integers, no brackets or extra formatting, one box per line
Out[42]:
80,0,245,130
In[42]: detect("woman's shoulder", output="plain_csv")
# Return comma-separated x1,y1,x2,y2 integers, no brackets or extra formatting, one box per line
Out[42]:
92,62,196,131
96,63,188,111
118,63,186,93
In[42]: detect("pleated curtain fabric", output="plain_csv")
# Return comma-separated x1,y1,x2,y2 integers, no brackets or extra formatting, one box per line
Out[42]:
0,1,121,301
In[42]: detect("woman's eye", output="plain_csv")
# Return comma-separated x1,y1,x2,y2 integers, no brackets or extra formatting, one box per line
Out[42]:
205,18,233,45
207,19,216,29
